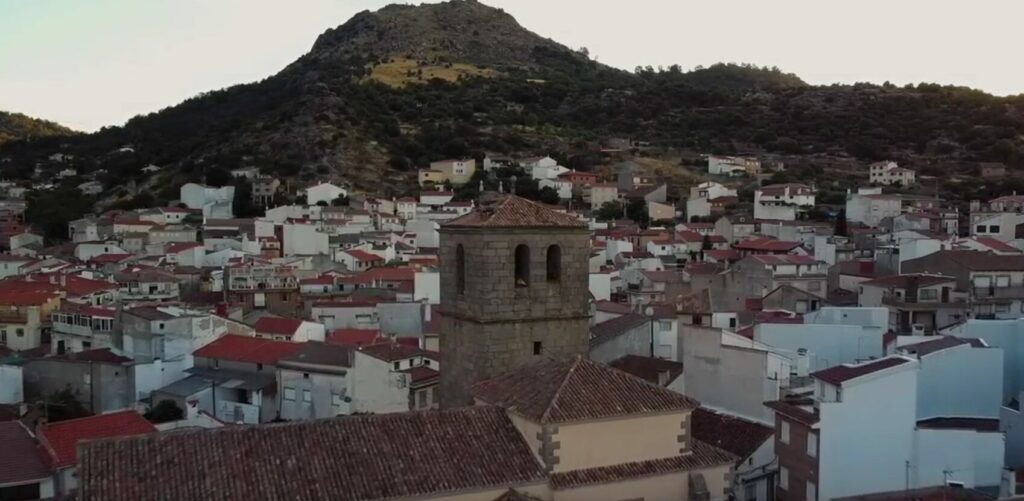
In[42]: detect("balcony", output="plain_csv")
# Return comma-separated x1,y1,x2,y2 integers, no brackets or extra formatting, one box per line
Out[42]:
882,296,967,310
972,286,1024,300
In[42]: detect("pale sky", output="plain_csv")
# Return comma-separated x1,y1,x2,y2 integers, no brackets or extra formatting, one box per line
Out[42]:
1,0,1021,132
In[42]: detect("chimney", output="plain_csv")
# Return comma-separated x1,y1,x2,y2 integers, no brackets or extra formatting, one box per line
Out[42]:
424,303,432,322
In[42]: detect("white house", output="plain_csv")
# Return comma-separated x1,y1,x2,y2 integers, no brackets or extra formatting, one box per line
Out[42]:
303,182,347,206
538,178,573,199
708,155,760,177
180,183,235,218
754,184,814,221
686,181,738,219
869,161,916,186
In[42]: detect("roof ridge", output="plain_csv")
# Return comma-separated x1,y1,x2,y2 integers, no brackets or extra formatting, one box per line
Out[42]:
540,355,584,424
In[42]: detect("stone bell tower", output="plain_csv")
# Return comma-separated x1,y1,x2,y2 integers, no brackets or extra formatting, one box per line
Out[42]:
437,194,591,408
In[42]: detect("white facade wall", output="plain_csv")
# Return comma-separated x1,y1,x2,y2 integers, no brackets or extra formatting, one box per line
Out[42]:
282,223,329,256
913,428,1003,489
916,344,1003,420
679,325,781,424
539,178,573,199
817,364,918,500
305,183,346,206
755,323,885,372
180,183,234,218
952,319,1024,401
349,352,409,414
589,273,612,302
414,271,440,304
0,364,23,403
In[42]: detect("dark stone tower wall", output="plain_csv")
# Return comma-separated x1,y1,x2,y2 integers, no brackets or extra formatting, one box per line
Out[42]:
438,226,591,407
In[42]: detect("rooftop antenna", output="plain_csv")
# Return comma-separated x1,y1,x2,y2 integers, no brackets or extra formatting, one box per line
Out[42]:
498,181,504,194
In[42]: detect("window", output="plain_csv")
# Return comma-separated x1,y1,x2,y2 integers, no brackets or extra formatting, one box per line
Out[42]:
514,245,530,287
807,431,818,457
795,300,808,313
546,245,562,282
0,330,5,344
331,393,343,407
533,341,543,355
976,225,986,234
990,225,1001,233
919,289,937,300
455,244,466,294
728,317,737,328
300,389,312,402
423,359,431,366
418,390,427,408
256,363,263,371
997,275,1011,287
393,361,400,370
779,466,789,490
659,320,672,332
996,304,1011,313
303,373,309,379
15,328,24,337
807,481,817,501
974,276,992,288
780,420,791,444
284,387,296,401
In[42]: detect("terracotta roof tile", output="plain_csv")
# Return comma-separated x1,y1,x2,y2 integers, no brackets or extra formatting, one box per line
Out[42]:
812,356,912,385
39,410,156,469
548,441,735,490
444,195,584,228
608,355,683,386
691,408,773,460
253,316,304,336
192,335,301,365
0,421,50,485
472,356,699,424
78,406,545,501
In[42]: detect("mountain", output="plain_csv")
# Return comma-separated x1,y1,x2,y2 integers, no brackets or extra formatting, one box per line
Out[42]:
2,0,1023,219
0,111,74,145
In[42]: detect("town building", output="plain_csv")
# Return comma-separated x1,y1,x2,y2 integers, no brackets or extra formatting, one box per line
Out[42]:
869,161,916,186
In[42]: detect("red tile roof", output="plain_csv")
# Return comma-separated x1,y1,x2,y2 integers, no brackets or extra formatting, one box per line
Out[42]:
90,253,134,264
899,336,986,357
193,335,302,365
691,408,773,460
548,441,736,490
342,249,383,263
166,242,203,253
253,317,304,336
608,355,684,386
78,406,546,501
299,275,335,286
0,289,58,306
63,275,117,296
357,342,433,362
971,236,1020,253
0,421,50,485
473,356,699,424
734,237,802,252
813,356,912,386
39,410,156,469
750,254,817,265
325,325,382,346
444,195,584,228
54,348,133,364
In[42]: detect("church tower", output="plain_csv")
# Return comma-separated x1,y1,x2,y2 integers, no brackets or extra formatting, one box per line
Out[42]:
438,195,591,408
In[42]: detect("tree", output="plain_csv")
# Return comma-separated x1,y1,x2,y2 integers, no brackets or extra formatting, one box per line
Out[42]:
145,399,185,424
626,197,650,227
41,388,91,422
834,208,849,237
232,178,262,217
595,201,623,221
204,166,233,187
537,186,560,205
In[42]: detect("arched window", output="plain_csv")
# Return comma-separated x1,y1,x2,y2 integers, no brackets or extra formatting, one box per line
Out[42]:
455,244,466,295
514,245,530,288
546,245,562,282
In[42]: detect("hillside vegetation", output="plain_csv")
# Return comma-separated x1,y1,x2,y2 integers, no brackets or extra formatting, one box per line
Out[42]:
0,111,74,146
1,0,1022,205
